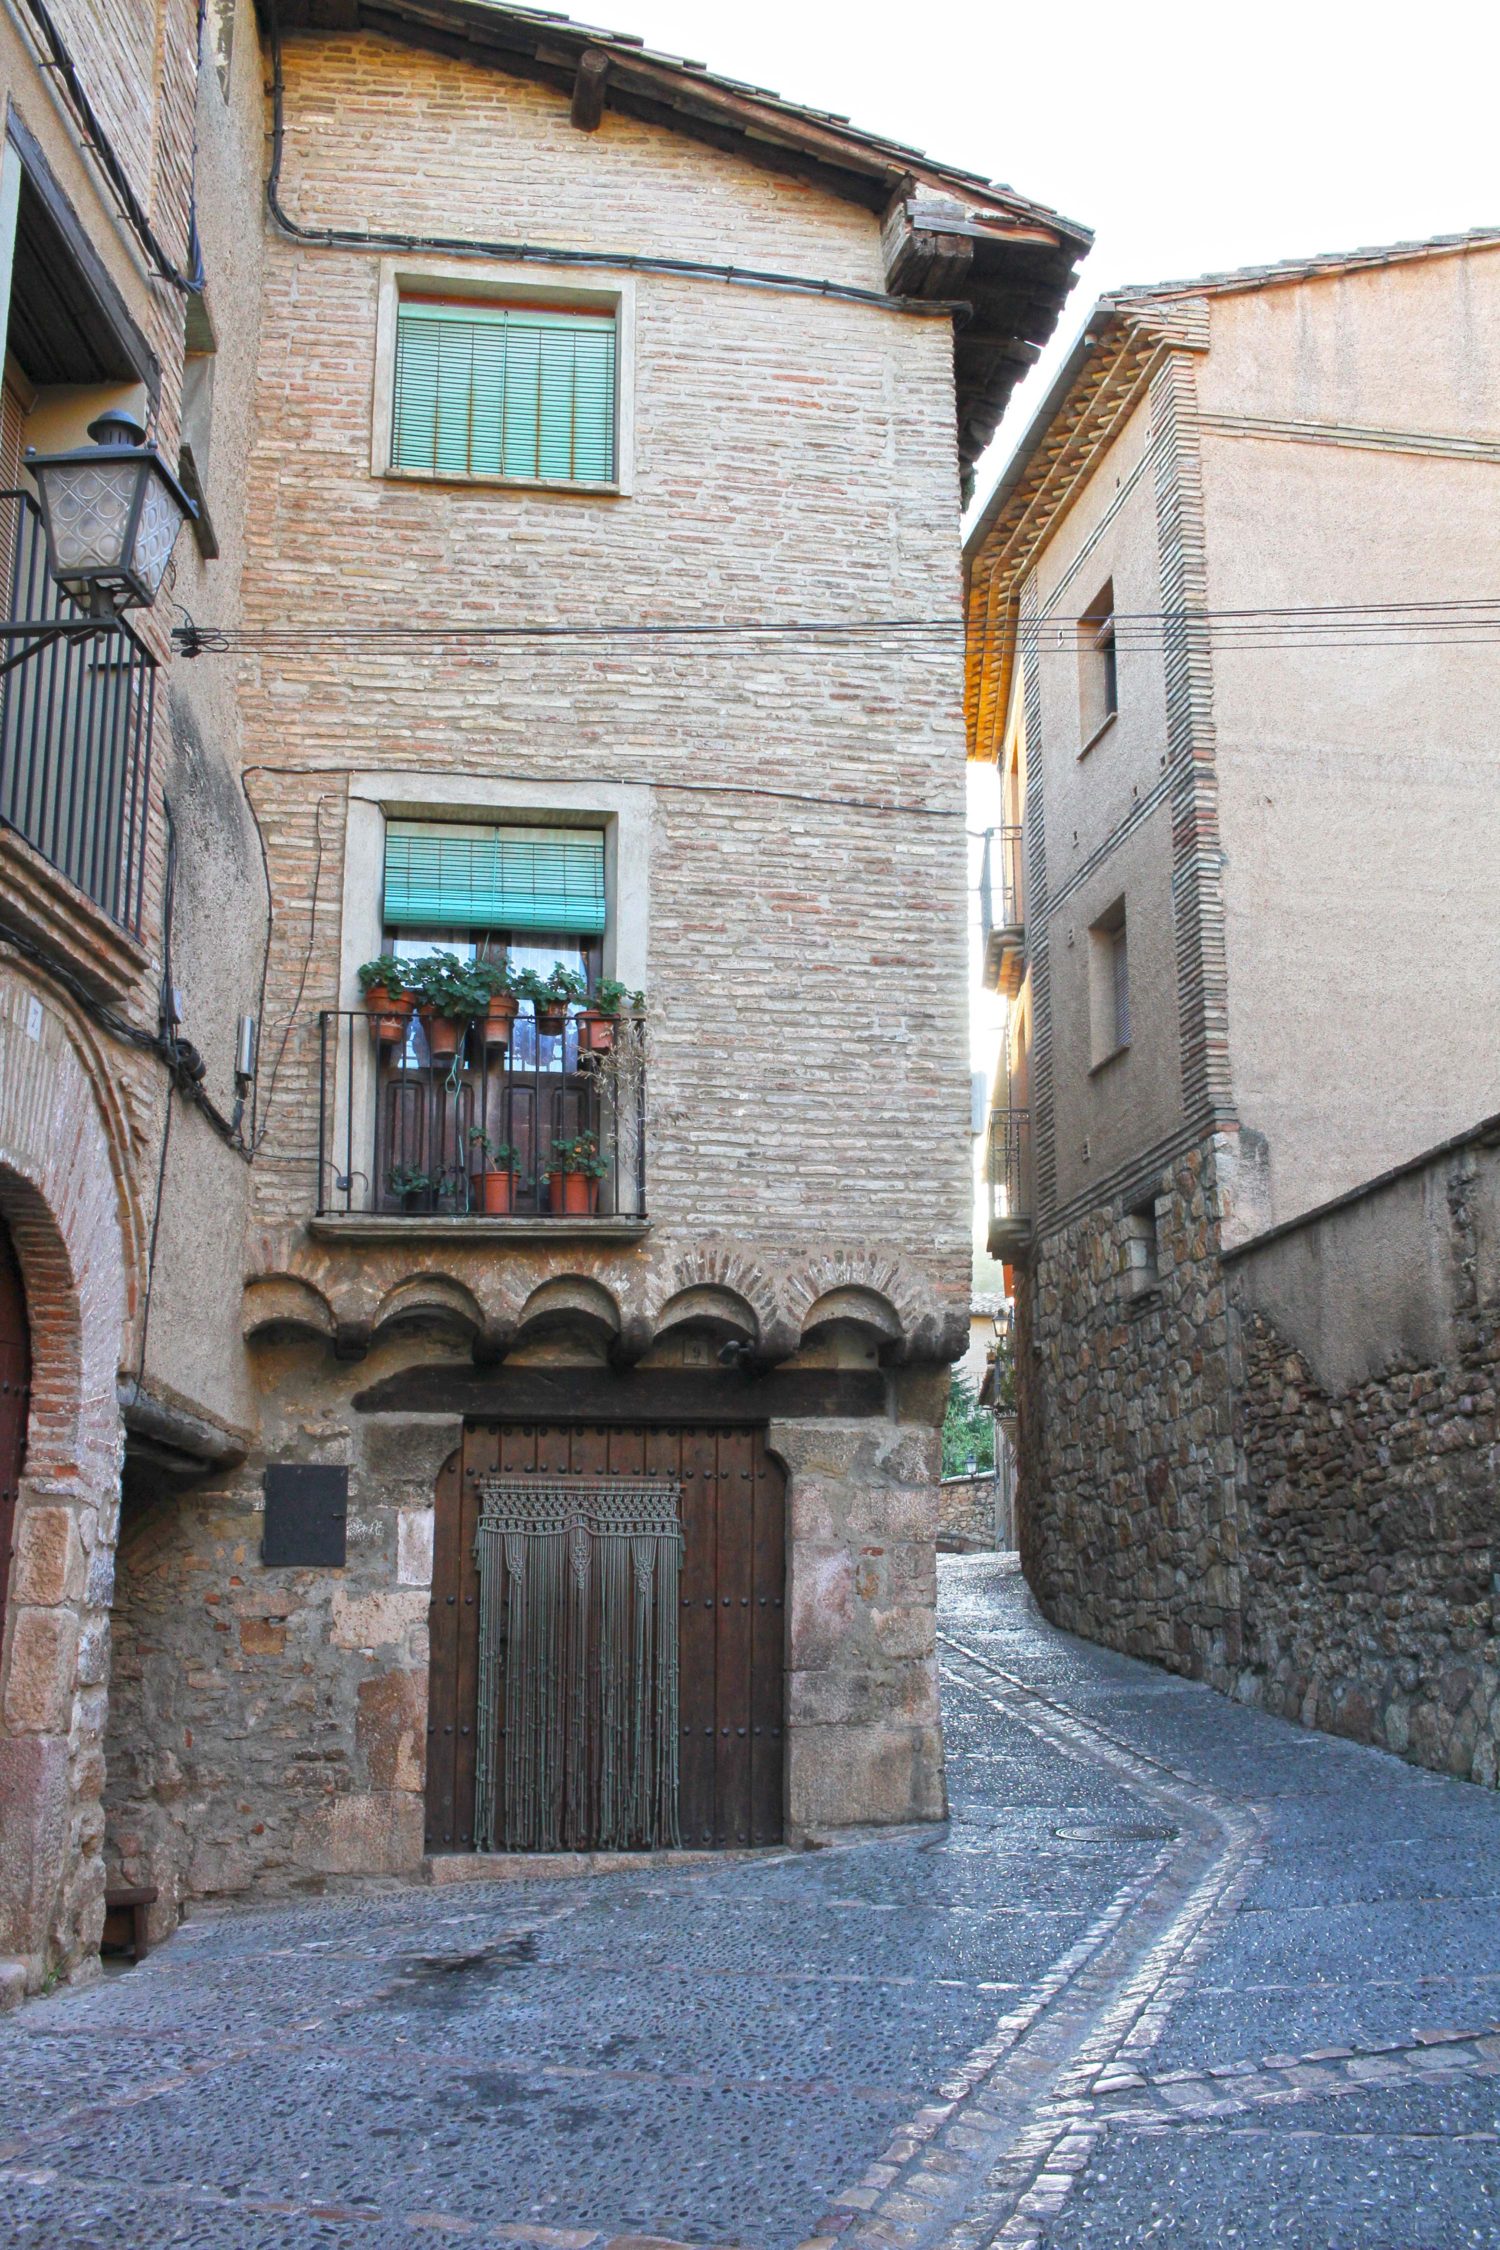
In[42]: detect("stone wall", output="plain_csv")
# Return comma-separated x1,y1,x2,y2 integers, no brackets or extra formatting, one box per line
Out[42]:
937,1474,1000,1551
1019,1119,1500,1789
1019,1134,1242,1682
103,1340,948,1917
1227,1126,1500,1783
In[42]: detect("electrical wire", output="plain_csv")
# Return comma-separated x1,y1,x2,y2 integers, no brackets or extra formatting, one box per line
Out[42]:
263,1,958,323
17,0,205,293
176,596,1500,660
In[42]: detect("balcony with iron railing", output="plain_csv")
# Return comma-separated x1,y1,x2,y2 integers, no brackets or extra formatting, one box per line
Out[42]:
0,488,156,980
314,1005,648,1237
987,1099,1031,1260
979,824,1026,1000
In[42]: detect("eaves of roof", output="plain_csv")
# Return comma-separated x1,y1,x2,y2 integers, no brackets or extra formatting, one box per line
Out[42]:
267,0,1092,484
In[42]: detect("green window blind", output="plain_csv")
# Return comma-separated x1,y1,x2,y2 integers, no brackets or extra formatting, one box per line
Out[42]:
392,301,617,483
383,823,607,934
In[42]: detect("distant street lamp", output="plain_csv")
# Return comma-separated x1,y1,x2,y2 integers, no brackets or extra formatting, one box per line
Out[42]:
25,410,195,618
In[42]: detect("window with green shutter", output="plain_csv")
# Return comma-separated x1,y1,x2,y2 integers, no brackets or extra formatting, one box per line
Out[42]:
391,299,617,484
383,822,607,935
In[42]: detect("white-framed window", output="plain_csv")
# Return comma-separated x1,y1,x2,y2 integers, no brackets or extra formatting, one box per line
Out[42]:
372,259,634,495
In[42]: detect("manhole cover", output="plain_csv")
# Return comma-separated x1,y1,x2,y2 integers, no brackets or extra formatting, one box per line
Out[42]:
1052,1823,1178,1843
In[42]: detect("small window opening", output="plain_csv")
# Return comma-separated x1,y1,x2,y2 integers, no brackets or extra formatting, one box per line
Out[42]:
1121,1202,1160,1299
1078,578,1118,748
1088,898,1129,1066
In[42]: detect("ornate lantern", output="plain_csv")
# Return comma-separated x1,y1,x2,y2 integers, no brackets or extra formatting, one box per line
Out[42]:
25,410,195,616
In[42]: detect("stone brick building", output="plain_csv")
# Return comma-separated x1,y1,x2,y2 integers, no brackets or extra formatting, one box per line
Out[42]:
0,0,266,1999
1,2,1086,1986
965,233,1500,1784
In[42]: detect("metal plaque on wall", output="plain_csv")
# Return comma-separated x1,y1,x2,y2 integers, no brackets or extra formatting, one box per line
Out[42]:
262,1464,349,1567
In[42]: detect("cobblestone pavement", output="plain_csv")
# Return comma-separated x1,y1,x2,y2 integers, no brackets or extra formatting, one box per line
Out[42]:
2,1554,1499,2248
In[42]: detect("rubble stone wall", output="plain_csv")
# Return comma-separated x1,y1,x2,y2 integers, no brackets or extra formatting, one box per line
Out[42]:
1020,1121,1500,1788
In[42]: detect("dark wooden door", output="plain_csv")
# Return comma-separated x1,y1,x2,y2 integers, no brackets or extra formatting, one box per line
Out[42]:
426,1421,785,1853
0,1220,31,1644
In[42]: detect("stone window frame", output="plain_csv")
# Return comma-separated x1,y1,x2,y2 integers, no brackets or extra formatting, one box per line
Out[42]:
1120,1200,1162,1302
335,773,651,1206
370,256,636,498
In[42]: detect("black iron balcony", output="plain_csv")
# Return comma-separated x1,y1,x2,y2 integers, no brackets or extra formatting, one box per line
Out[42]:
987,1104,1031,1258
316,1007,647,1224
979,824,1025,999
0,489,155,933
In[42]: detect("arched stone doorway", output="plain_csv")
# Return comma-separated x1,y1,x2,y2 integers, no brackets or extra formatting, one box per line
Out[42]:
0,975,134,1996
0,1219,29,1648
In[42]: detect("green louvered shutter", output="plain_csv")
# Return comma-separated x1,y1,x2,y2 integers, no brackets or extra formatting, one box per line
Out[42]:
392,302,616,483
383,823,607,934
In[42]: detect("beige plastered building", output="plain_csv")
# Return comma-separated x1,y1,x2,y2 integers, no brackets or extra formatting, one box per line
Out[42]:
966,233,1500,1775
0,0,1087,1991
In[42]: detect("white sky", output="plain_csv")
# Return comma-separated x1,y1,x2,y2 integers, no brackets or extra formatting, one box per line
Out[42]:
607,0,1500,513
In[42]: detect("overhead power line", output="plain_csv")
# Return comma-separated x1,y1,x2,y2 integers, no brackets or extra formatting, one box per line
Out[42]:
175,596,1500,661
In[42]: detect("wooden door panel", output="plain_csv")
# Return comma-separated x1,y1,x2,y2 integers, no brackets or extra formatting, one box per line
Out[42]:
424,1420,784,1855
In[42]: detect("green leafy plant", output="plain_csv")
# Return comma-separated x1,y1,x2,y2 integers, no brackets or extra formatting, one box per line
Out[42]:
942,1371,996,1477
388,1164,431,1201
405,951,493,1020
356,953,410,996
550,1132,608,1180
589,978,645,1017
514,961,587,1008
467,1127,521,1172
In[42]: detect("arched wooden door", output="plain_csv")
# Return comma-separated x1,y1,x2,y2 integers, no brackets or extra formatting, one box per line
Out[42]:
425,1421,786,1855
0,1219,31,1645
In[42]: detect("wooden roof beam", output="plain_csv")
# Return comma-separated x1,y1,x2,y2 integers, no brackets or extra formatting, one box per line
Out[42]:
570,46,609,131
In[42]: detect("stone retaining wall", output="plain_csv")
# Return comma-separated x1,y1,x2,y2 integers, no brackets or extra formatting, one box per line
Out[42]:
1018,1121,1500,1788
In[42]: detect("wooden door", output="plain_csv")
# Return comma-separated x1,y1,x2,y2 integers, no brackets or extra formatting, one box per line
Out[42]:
425,1422,785,1853
0,1220,31,1645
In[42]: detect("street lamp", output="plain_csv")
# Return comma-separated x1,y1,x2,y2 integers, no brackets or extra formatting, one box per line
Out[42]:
25,410,195,618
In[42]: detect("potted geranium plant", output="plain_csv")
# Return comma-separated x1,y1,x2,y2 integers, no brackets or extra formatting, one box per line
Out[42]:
387,1163,431,1214
516,961,587,1040
357,954,414,1045
478,961,520,1050
547,1132,608,1216
407,951,490,1067
467,1127,523,1215
576,979,644,1060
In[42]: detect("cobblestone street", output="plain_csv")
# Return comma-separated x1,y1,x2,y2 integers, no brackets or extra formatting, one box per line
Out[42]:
2,1553,1498,2249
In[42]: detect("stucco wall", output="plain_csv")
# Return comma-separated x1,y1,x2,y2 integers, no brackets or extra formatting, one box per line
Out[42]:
1201,249,1500,1224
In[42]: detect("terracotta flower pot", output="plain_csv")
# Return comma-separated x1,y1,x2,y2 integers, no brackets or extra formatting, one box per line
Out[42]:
547,1170,599,1216
534,1004,569,1040
363,984,413,1044
478,1169,517,1215
576,1009,616,1058
483,991,519,1048
419,1008,466,1066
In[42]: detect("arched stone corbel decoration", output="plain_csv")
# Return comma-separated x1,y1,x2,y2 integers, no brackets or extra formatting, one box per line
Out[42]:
798,1283,905,1349
512,1273,623,1360
241,1273,338,1346
655,1282,761,1346
370,1272,486,1350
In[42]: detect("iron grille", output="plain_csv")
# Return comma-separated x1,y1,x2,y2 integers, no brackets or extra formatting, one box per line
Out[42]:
0,488,155,932
317,1007,647,1220
987,1105,1031,1249
979,823,1024,943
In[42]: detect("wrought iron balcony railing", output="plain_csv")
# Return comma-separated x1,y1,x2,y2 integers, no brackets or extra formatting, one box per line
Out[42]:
0,489,155,933
979,824,1025,998
987,1104,1031,1257
316,1008,647,1222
